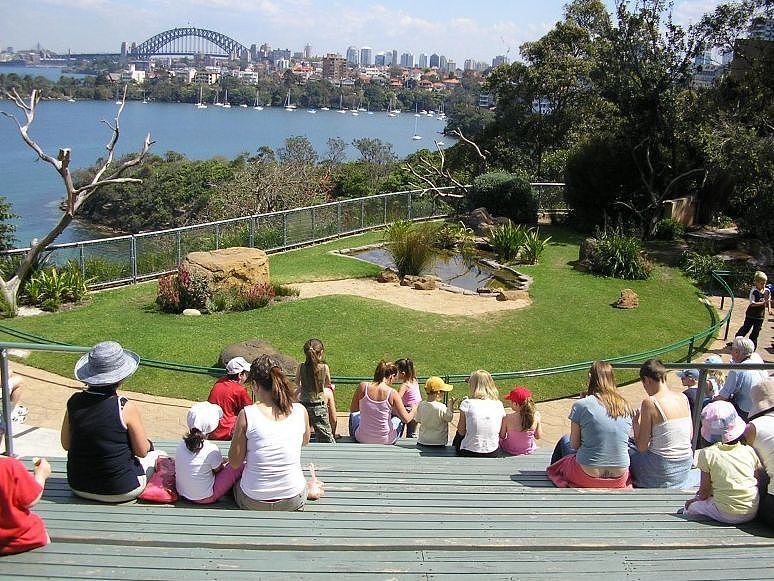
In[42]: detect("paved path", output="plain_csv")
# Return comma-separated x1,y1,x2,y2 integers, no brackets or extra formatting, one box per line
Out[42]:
3,295,772,458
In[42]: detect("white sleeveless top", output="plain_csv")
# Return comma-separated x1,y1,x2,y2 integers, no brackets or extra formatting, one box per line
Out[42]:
239,403,306,501
751,414,774,496
649,397,693,460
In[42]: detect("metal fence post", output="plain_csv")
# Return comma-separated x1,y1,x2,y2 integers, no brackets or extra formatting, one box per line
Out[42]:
337,202,342,235
215,224,220,250
360,199,365,229
78,244,86,278
249,217,255,248
283,212,289,247
687,337,695,362
311,207,316,240
176,230,182,266
130,235,138,282
383,196,388,225
407,191,412,220
1,349,13,457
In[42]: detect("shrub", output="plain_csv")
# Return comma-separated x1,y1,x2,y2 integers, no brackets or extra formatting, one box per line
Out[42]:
155,268,211,313
272,283,300,298
83,256,130,283
681,252,724,286
467,172,538,224
520,228,552,265
434,221,475,253
156,273,182,313
654,218,685,241
21,264,90,310
589,229,652,280
384,220,436,278
231,283,275,311
487,223,527,262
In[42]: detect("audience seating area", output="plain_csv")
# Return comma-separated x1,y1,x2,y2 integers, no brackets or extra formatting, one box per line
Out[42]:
6,441,774,579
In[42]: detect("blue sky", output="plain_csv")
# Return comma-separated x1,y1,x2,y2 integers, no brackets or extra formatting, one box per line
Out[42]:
0,0,725,63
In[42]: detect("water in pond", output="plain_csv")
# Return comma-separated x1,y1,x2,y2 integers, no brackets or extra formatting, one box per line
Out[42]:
351,247,518,292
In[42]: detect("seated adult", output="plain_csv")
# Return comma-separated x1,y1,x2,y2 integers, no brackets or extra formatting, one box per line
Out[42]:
207,356,252,440
61,341,162,502
348,361,415,444
744,378,774,528
629,359,694,488
547,361,633,488
715,337,768,420
228,355,312,511
453,370,505,457
0,456,51,555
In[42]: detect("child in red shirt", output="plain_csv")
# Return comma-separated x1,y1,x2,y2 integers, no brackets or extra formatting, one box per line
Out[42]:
0,456,51,555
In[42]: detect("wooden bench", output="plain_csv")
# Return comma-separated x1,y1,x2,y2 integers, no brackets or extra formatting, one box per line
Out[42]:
5,442,774,579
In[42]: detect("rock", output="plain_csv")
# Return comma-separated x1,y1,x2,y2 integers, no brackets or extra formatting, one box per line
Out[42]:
412,277,438,290
181,247,270,296
377,270,399,283
579,238,598,262
615,288,640,309
182,308,201,316
219,340,299,378
461,207,497,236
496,290,530,301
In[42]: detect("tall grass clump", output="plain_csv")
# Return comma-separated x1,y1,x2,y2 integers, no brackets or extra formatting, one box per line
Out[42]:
589,229,652,280
520,228,551,264
384,220,437,278
487,223,527,262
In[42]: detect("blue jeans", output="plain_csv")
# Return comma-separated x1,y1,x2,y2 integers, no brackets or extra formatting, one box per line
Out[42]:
349,412,403,444
551,434,576,465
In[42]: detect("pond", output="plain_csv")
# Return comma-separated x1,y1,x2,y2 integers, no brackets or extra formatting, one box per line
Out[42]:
350,246,520,292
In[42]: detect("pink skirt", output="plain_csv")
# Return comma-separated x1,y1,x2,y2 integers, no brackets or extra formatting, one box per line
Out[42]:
547,453,632,489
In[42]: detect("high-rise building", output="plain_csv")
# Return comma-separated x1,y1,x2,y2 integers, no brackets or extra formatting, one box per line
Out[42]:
429,53,440,68
439,55,447,71
400,52,414,68
304,43,312,59
391,50,398,67
492,54,509,68
418,53,428,68
375,52,386,66
259,43,271,58
322,53,347,81
446,60,456,73
346,46,359,66
360,46,373,66
749,16,774,41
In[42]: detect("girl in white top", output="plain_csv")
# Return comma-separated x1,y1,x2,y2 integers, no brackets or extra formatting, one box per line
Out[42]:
453,370,506,457
175,402,244,504
228,355,321,511
630,359,694,488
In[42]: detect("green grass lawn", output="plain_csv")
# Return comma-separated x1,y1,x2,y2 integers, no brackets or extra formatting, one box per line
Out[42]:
0,226,716,408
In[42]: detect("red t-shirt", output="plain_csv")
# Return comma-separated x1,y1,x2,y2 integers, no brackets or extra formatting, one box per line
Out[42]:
0,456,49,555
207,377,252,440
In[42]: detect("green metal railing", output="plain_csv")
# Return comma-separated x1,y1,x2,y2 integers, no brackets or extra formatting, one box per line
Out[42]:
0,270,743,456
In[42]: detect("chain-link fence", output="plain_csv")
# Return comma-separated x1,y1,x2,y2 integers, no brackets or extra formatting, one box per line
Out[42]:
1,184,566,289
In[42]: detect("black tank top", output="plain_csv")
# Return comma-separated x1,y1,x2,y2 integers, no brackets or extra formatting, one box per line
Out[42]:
66,391,144,494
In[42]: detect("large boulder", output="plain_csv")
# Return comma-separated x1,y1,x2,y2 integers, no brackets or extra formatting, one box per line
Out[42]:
461,207,497,236
219,340,298,378
614,289,640,309
182,247,270,295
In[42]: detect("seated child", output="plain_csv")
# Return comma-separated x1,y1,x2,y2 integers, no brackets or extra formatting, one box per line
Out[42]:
415,376,456,447
499,386,542,455
682,401,761,524
0,456,51,555
175,402,244,504
323,384,339,439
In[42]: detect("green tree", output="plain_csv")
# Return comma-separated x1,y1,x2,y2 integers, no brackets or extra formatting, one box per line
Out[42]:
0,196,17,251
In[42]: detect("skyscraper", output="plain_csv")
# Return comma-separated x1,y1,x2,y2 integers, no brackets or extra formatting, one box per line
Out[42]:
346,46,359,66
400,52,414,68
304,43,312,59
429,53,440,68
360,47,373,66
418,53,428,68
375,52,386,66
391,50,398,67
439,55,447,71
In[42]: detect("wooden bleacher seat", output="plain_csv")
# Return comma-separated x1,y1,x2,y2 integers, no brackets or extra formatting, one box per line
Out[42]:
5,442,774,579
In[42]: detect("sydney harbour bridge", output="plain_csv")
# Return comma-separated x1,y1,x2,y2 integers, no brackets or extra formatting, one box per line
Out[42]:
129,27,249,60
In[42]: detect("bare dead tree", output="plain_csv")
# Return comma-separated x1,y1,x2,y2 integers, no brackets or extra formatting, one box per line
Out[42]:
0,87,153,315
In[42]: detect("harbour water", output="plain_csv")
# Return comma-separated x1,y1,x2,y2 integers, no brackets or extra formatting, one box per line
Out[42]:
0,69,450,244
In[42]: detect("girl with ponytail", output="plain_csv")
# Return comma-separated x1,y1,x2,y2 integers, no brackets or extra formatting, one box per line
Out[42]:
228,355,321,511
296,339,336,443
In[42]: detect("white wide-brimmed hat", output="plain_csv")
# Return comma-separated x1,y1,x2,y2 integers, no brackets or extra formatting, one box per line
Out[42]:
186,402,223,434
74,341,140,387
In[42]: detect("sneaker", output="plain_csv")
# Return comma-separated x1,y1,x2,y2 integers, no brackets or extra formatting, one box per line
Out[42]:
13,404,28,417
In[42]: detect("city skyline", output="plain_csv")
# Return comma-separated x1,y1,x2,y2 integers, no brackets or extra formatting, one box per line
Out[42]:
1,0,725,64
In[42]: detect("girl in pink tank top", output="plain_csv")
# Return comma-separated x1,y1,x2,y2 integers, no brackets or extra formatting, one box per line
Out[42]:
396,358,421,438
499,386,542,455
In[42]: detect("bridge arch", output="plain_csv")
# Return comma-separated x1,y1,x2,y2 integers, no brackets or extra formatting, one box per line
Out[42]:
133,27,248,59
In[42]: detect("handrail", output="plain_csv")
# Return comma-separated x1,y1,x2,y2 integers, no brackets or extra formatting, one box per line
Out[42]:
0,269,739,456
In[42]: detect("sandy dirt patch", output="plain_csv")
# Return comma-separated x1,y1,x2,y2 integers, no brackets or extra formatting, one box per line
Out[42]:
292,278,530,316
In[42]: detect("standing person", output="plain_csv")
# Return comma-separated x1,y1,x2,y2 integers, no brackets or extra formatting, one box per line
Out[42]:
396,358,421,438
682,401,760,524
415,376,456,447
499,386,542,456
61,341,162,502
296,339,335,443
207,356,252,440
547,361,633,489
734,271,770,349
0,456,51,555
175,402,244,504
629,359,694,488
228,355,315,511
349,361,415,445
715,337,769,420
744,378,774,527
453,370,506,457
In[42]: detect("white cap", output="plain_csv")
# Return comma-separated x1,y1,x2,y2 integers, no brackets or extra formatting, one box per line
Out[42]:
186,402,223,434
226,356,251,375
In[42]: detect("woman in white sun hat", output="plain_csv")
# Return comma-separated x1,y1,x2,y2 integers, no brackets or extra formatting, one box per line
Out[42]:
61,341,162,503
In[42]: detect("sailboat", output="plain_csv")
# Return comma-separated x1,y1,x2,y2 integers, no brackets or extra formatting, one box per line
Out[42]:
387,96,397,117
196,86,207,109
337,92,346,113
213,90,221,107
222,89,231,108
114,85,123,105
284,90,296,111
253,89,263,110
412,115,422,140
